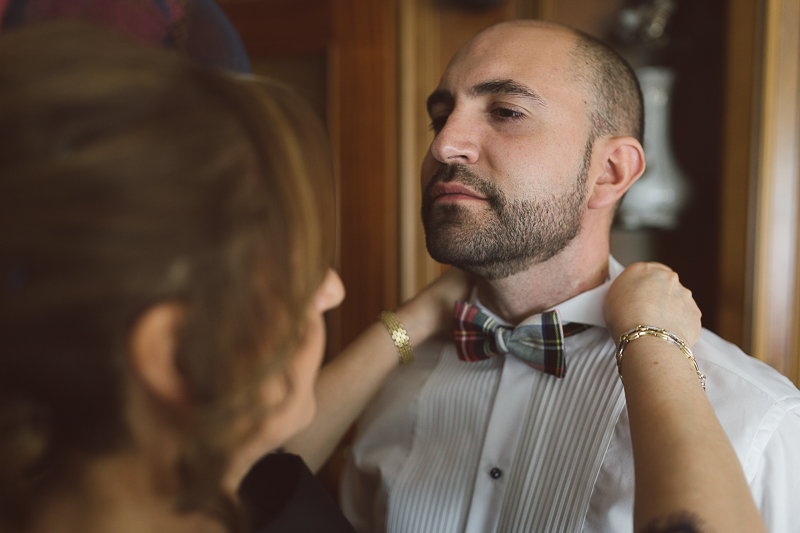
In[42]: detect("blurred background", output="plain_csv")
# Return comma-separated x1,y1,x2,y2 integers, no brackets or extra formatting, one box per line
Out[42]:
215,0,799,390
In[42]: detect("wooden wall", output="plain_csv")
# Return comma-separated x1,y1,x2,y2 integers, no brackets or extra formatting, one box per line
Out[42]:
719,0,800,386
719,0,762,351
748,0,800,384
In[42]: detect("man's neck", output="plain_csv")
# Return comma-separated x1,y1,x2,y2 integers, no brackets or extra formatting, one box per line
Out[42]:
476,240,609,325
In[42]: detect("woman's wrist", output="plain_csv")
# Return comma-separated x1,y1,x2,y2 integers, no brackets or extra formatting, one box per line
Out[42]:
618,335,706,395
378,311,414,365
383,268,471,361
616,326,705,390
393,291,443,347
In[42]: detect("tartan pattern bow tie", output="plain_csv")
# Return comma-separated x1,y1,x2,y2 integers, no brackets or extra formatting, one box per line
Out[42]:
453,300,591,378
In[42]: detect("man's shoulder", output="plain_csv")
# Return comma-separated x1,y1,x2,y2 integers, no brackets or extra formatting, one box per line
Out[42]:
690,330,800,524
694,328,800,405
691,328,800,478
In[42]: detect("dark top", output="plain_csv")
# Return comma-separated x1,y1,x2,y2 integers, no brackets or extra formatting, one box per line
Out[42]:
239,453,357,533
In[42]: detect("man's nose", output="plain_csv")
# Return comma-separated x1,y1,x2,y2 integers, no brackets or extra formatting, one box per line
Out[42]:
429,112,480,165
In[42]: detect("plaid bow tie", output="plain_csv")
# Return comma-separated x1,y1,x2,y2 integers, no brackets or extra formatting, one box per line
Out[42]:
453,300,591,378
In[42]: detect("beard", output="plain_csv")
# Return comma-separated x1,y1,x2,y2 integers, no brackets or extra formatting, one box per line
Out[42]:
421,142,591,280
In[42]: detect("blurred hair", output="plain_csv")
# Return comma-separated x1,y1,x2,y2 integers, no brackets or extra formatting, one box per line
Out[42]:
0,0,253,73
0,21,334,529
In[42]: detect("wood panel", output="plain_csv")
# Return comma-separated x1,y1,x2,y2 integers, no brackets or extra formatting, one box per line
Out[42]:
794,105,800,386
437,4,516,72
328,0,398,350
398,0,440,300
751,0,800,384
718,0,762,351
219,0,332,55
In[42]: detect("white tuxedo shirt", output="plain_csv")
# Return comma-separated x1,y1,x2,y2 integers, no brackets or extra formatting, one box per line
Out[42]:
341,258,800,533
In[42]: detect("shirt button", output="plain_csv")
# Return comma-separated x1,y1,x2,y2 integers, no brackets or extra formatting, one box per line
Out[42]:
489,467,502,479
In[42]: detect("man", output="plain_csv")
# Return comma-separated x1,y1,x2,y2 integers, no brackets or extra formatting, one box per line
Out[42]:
340,20,800,533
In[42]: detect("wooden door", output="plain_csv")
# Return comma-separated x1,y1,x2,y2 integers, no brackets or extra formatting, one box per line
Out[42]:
721,0,800,385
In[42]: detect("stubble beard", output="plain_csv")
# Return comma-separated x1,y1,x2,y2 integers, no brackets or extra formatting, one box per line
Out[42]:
421,143,591,281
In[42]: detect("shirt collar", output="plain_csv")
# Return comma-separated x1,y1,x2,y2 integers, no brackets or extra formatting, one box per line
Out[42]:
473,256,624,329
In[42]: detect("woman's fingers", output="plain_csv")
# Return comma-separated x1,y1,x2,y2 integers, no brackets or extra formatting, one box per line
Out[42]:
604,262,701,345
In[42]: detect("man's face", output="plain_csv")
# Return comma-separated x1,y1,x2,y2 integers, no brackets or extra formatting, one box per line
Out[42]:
421,24,594,280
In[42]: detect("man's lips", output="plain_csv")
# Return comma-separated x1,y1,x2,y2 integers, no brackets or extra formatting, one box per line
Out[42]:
430,183,487,202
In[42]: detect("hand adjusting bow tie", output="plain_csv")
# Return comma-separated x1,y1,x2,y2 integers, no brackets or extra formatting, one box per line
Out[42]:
453,300,590,378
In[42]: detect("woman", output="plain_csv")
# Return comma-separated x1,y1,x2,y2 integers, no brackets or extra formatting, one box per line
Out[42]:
0,21,763,533
0,20,342,532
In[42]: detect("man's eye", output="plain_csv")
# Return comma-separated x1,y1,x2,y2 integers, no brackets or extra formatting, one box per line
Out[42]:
490,107,524,120
429,115,448,133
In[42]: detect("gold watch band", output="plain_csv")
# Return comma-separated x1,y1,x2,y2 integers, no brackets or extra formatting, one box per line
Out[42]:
378,310,414,365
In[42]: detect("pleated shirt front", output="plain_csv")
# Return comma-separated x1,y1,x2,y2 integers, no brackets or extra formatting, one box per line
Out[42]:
341,260,625,533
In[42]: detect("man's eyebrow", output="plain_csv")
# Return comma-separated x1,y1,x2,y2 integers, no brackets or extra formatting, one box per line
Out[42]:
469,79,547,106
426,79,548,115
426,89,453,116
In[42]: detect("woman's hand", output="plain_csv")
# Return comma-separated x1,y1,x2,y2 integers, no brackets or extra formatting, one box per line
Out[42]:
397,267,473,342
604,262,701,345
609,263,767,533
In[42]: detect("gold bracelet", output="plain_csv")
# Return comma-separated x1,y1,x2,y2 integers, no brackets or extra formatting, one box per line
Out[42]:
616,325,706,390
378,311,413,365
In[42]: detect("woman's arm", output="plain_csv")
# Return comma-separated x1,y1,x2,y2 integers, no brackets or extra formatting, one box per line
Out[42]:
604,262,766,533
283,267,471,472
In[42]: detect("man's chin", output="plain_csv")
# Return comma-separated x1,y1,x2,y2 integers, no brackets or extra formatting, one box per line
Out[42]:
423,230,528,280
426,248,532,281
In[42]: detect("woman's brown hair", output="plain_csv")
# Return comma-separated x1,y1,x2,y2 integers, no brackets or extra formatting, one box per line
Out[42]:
0,21,335,529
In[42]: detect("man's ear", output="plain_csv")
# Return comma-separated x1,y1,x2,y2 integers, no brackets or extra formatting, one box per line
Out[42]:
587,136,645,210
128,303,189,408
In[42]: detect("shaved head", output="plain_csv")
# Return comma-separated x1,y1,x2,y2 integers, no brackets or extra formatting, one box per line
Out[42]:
484,20,644,144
